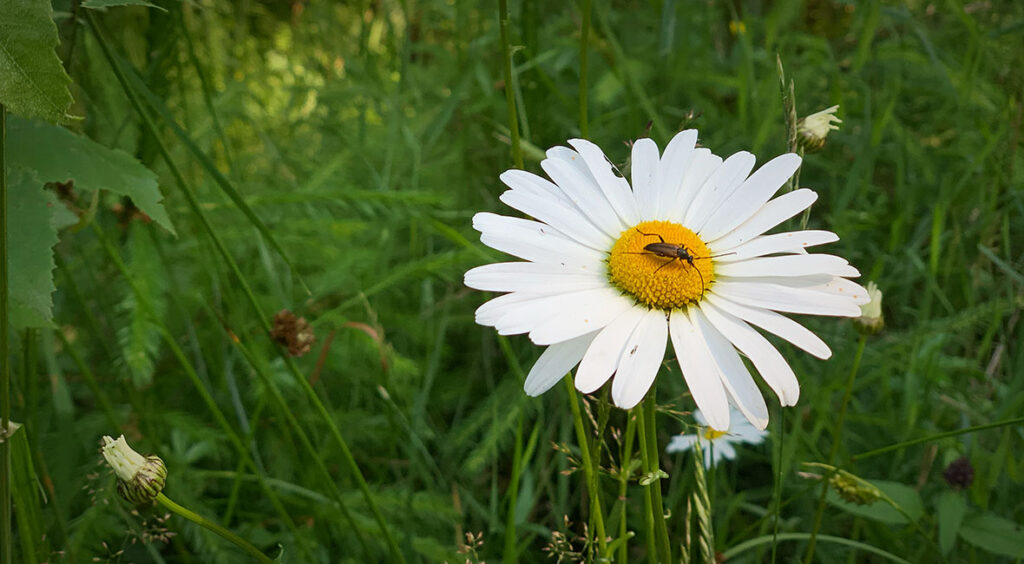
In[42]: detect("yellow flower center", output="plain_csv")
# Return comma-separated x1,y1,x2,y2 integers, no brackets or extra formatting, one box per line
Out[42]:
607,220,715,310
702,428,728,441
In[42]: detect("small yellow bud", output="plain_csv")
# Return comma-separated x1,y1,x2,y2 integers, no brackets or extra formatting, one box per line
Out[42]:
828,469,881,505
798,105,841,152
101,435,167,506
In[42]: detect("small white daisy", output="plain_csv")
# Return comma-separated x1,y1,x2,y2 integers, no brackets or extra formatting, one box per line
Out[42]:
465,131,868,430
666,407,766,468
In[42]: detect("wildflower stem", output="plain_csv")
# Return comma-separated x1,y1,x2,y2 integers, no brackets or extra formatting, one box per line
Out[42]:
502,417,524,563
637,395,672,563
498,0,524,169
0,103,11,564
563,377,608,555
770,406,786,564
636,407,657,562
156,493,275,564
617,410,636,563
578,0,591,138
805,334,867,564
852,416,1024,461
692,438,715,564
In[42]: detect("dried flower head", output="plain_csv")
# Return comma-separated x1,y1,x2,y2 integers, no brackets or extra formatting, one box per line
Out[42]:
943,456,974,490
270,309,316,356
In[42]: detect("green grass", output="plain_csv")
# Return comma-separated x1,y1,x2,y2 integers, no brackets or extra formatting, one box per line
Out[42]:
2,0,1022,562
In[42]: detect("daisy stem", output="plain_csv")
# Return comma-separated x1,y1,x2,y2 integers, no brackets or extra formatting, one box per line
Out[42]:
617,411,637,563
635,407,658,563
563,377,608,555
578,0,591,138
637,395,672,563
804,334,867,564
156,493,274,564
497,0,524,169
502,417,524,563
692,438,715,564
0,103,10,564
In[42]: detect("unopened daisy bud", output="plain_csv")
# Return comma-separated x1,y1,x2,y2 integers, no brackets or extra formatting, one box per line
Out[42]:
101,435,167,506
828,469,881,505
943,456,974,490
797,105,841,152
854,282,884,335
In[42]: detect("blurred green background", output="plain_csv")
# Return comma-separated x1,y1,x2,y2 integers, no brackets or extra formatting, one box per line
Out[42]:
5,0,1023,561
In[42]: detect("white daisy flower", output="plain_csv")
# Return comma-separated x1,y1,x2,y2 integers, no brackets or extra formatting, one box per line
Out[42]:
666,407,766,468
464,131,868,430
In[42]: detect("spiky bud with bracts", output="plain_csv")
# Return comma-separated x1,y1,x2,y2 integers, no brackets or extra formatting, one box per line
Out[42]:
944,456,975,490
797,105,841,152
101,435,167,506
828,469,882,505
855,282,884,335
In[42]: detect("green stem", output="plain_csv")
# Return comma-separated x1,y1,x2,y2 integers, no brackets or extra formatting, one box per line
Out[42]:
86,13,402,561
805,335,867,564
157,493,274,564
564,377,608,555
643,395,672,563
0,103,11,564
578,0,591,138
853,415,1024,461
636,405,657,563
770,406,786,564
502,417,524,563
498,0,524,169
617,411,636,563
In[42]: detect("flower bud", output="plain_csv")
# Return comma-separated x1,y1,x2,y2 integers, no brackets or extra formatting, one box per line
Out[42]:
943,456,974,490
855,282,884,335
797,105,841,152
828,469,881,505
101,435,167,506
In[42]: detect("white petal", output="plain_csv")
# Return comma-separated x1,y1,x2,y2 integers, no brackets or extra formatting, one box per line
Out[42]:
703,293,832,359
541,155,625,237
568,139,641,226
499,187,613,251
475,292,543,327
666,434,699,453
714,254,860,278
714,230,839,261
700,300,800,406
665,149,722,221
707,188,818,250
529,288,636,345
575,306,647,393
474,213,606,270
631,138,661,218
700,153,802,241
668,311,730,430
715,441,737,462
464,262,607,293
491,290,610,336
524,332,597,396
803,277,871,305
690,308,770,430
651,131,698,220
611,309,669,409
684,151,756,233
500,169,574,207
711,280,863,317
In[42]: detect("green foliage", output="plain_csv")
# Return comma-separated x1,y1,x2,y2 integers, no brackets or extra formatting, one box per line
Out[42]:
82,0,165,11
0,0,73,122
5,169,59,328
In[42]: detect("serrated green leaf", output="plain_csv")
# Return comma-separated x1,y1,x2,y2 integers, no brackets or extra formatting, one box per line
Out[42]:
827,480,924,524
0,0,74,123
7,115,176,234
937,491,966,554
6,169,59,328
959,513,1024,557
116,222,166,388
82,0,167,10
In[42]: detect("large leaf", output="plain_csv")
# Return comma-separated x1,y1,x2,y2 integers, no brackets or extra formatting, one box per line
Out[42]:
936,491,966,555
82,0,166,10
6,116,175,234
0,0,73,123
827,480,924,525
6,169,59,328
959,513,1024,558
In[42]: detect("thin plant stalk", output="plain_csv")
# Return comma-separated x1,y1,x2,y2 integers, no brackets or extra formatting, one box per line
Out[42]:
498,0,524,169
156,493,274,564
805,335,867,563
0,102,11,564
691,438,714,563
852,416,1024,461
636,405,657,562
502,417,524,563
578,0,591,138
85,14,403,560
643,396,672,563
564,377,608,555
617,411,636,563
770,406,786,564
